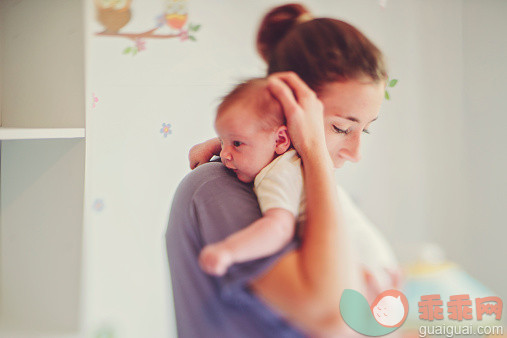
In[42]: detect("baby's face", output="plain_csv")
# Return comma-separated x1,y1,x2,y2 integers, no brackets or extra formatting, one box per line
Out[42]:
215,102,278,183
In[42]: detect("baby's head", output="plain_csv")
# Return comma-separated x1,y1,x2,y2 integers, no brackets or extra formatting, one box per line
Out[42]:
215,78,291,183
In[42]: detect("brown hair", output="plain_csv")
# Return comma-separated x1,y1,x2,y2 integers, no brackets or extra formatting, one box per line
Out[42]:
257,3,388,91
216,78,285,132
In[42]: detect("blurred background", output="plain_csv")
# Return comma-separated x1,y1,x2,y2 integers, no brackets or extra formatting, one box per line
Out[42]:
0,0,505,337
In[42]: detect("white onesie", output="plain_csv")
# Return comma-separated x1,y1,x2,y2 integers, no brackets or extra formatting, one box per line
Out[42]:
254,149,305,219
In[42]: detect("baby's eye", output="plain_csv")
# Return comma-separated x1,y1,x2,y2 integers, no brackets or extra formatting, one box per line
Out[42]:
233,141,243,147
362,129,370,134
332,125,350,135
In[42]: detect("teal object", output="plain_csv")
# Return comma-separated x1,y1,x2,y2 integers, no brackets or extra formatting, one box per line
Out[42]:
340,289,399,336
402,262,503,330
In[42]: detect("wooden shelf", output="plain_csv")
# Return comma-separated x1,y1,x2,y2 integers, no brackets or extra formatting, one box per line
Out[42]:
0,128,85,140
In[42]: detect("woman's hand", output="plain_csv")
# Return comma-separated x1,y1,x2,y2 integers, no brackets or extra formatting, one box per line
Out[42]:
188,138,222,169
363,267,405,304
267,72,330,164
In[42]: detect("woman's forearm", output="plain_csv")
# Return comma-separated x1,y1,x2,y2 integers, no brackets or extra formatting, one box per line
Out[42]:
298,149,363,311
251,73,365,332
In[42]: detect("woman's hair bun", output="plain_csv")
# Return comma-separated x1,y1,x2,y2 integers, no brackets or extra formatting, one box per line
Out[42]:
256,3,313,62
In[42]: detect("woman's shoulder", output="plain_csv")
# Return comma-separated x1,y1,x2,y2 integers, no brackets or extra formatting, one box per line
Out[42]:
183,161,230,185
177,161,255,201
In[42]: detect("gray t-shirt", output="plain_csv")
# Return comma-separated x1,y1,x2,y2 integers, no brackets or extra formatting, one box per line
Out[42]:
165,162,305,338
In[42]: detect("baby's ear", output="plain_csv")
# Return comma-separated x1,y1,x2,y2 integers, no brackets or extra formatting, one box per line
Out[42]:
275,126,291,155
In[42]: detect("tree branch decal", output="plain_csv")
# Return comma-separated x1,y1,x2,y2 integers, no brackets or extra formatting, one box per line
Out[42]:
94,0,201,56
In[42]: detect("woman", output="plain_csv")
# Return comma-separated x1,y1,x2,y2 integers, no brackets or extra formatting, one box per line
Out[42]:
166,4,400,337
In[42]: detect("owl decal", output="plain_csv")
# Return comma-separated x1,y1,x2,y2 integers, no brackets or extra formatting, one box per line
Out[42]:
93,0,201,54
165,0,188,31
95,0,132,33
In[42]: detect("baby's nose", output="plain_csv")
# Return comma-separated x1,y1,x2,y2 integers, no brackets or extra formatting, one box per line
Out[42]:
220,148,232,161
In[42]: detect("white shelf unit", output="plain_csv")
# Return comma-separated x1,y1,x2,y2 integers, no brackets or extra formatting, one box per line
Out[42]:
0,128,85,141
0,0,86,336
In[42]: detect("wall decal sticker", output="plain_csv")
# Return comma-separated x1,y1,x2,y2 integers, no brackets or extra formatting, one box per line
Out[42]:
93,199,105,212
160,123,172,137
385,78,398,100
92,93,99,108
93,323,116,338
94,0,201,55
95,0,132,34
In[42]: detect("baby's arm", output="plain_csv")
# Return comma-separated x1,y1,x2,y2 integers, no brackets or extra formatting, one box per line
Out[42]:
189,137,221,169
199,208,295,276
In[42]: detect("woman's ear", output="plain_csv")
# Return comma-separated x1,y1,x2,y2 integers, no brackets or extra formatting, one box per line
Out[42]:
274,126,291,155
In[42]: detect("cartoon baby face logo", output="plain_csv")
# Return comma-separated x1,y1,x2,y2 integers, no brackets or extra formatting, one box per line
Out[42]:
371,290,409,328
340,289,409,336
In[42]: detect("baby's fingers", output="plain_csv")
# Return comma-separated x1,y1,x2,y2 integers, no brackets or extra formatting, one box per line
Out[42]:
188,152,198,169
188,145,205,169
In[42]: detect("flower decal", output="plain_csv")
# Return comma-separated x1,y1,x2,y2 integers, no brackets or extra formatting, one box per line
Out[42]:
135,38,146,51
123,38,146,55
160,123,172,137
94,324,115,338
93,199,105,212
92,93,99,108
180,29,189,41
155,14,165,28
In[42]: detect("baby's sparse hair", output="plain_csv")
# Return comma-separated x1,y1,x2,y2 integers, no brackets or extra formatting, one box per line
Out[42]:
216,78,285,132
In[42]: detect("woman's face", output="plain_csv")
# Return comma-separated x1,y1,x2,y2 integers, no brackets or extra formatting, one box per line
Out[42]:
318,79,385,168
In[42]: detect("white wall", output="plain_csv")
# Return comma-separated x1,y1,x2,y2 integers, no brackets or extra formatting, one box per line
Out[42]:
460,0,507,300
81,0,506,337
334,0,468,265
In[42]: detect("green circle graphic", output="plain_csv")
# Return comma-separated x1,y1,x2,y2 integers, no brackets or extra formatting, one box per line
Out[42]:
340,289,407,336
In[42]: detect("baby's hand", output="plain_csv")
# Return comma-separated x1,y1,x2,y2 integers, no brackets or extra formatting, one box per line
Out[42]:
188,138,222,169
189,143,214,170
198,243,234,276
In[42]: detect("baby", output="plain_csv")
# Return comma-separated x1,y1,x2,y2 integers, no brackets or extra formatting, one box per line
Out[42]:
196,78,305,276
194,78,402,298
